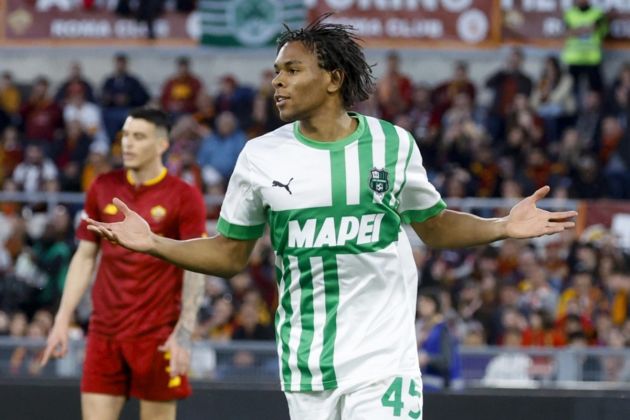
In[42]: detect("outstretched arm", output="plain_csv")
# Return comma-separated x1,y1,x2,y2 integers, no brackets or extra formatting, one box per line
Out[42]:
87,198,258,278
412,186,577,249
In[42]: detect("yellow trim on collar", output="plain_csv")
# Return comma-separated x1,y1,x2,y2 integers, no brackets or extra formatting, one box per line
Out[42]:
126,168,167,186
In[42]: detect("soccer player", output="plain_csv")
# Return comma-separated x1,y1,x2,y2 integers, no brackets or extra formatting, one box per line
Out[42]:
41,108,207,420
86,19,577,420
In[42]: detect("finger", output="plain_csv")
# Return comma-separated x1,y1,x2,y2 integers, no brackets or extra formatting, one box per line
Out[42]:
548,211,578,221
531,185,551,201
85,218,115,230
40,344,54,366
549,221,576,229
112,198,132,216
170,352,178,377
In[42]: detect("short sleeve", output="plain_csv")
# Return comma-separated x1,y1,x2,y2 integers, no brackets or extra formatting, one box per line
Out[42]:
397,135,446,224
178,184,207,240
217,149,266,240
76,179,101,243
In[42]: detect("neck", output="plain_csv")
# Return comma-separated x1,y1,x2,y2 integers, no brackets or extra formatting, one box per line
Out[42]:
298,108,356,142
128,161,165,185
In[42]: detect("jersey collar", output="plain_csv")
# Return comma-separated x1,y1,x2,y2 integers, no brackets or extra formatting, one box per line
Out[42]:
126,167,168,187
293,112,365,150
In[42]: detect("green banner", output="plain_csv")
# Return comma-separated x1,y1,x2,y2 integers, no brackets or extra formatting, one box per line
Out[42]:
200,0,306,47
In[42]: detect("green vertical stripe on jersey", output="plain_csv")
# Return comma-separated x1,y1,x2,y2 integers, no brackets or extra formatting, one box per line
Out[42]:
330,149,347,207
279,257,294,387
320,255,339,388
379,120,400,209
296,256,315,391
358,117,374,206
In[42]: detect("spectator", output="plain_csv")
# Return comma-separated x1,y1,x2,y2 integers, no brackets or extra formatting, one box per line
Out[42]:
0,126,23,185
251,70,283,137
160,56,203,117
557,269,604,321
29,215,72,312
376,50,413,121
482,327,536,387
562,0,607,100
80,141,112,191
199,295,235,341
0,71,21,122
555,331,603,382
575,90,603,153
100,53,150,141
484,47,533,142
54,61,95,105
417,288,463,391
431,60,477,125
232,301,274,341
62,83,106,144
214,74,255,130
604,62,630,119
19,77,63,147
530,55,577,142
56,121,93,192
12,144,58,193
197,111,246,184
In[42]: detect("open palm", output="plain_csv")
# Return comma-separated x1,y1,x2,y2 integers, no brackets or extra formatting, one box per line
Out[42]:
505,186,577,239
86,198,155,252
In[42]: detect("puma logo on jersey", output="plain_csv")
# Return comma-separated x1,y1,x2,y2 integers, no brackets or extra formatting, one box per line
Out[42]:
272,178,294,195
288,214,385,248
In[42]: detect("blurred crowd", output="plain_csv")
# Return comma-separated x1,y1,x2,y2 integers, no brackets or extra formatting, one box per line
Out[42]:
1,47,630,369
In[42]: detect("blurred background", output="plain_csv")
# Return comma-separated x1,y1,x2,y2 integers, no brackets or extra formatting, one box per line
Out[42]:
1,1,630,419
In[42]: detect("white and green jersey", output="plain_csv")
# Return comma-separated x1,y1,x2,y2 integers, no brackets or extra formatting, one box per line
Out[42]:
217,113,446,392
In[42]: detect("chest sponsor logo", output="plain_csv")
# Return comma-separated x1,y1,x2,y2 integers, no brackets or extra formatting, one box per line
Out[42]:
287,213,385,249
151,205,167,222
103,203,118,215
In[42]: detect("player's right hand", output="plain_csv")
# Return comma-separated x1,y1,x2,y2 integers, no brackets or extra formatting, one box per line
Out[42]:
40,323,69,367
86,197,154,252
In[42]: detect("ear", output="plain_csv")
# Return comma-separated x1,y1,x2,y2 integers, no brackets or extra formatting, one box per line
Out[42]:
158,136,170,154
327,69,345,95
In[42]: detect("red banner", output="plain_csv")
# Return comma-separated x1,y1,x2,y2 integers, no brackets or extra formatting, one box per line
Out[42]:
307,0,501,48
502,0,630,47
1,0,197,45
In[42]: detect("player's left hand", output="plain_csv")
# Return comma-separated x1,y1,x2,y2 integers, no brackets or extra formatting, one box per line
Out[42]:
159,332,191,378
505,186,578,239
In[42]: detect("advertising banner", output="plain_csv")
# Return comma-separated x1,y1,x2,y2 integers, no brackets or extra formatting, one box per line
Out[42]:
502,0,630,47
305,0,500,48
1,0,198,45
199,0,306,47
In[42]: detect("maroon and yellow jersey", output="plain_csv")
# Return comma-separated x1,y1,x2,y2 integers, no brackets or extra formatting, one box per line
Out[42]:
77,168,206,339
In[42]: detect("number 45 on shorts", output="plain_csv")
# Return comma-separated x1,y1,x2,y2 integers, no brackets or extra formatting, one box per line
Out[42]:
380,376,423,419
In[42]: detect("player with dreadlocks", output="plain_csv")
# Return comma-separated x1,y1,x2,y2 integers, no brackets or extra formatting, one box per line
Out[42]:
86,15,577,419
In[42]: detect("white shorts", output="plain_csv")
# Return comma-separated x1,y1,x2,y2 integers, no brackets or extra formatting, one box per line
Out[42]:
284,375,423,420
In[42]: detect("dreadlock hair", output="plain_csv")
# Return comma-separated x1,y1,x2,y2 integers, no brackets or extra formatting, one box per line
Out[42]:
276,13,375,109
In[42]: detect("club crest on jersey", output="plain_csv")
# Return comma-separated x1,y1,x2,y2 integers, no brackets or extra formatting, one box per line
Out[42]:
103,203,118,215
368,168,389,194
150,205,167,222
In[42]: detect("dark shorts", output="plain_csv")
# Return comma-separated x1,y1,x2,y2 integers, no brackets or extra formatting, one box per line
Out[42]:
80,333,191,401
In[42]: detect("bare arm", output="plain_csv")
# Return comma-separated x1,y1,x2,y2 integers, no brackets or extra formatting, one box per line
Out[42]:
41,240,99,365
149,234,257,278
413,210,507,249
174,270,206,346
159,269,207,377
413,186,577,249
86,197,258,278
54,241,98,324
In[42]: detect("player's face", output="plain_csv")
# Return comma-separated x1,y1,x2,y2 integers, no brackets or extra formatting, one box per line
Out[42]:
120,117,168,170
272,41,335,122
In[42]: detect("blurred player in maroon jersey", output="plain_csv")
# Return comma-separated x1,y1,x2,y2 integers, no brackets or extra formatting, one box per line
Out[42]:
41,108,207,420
